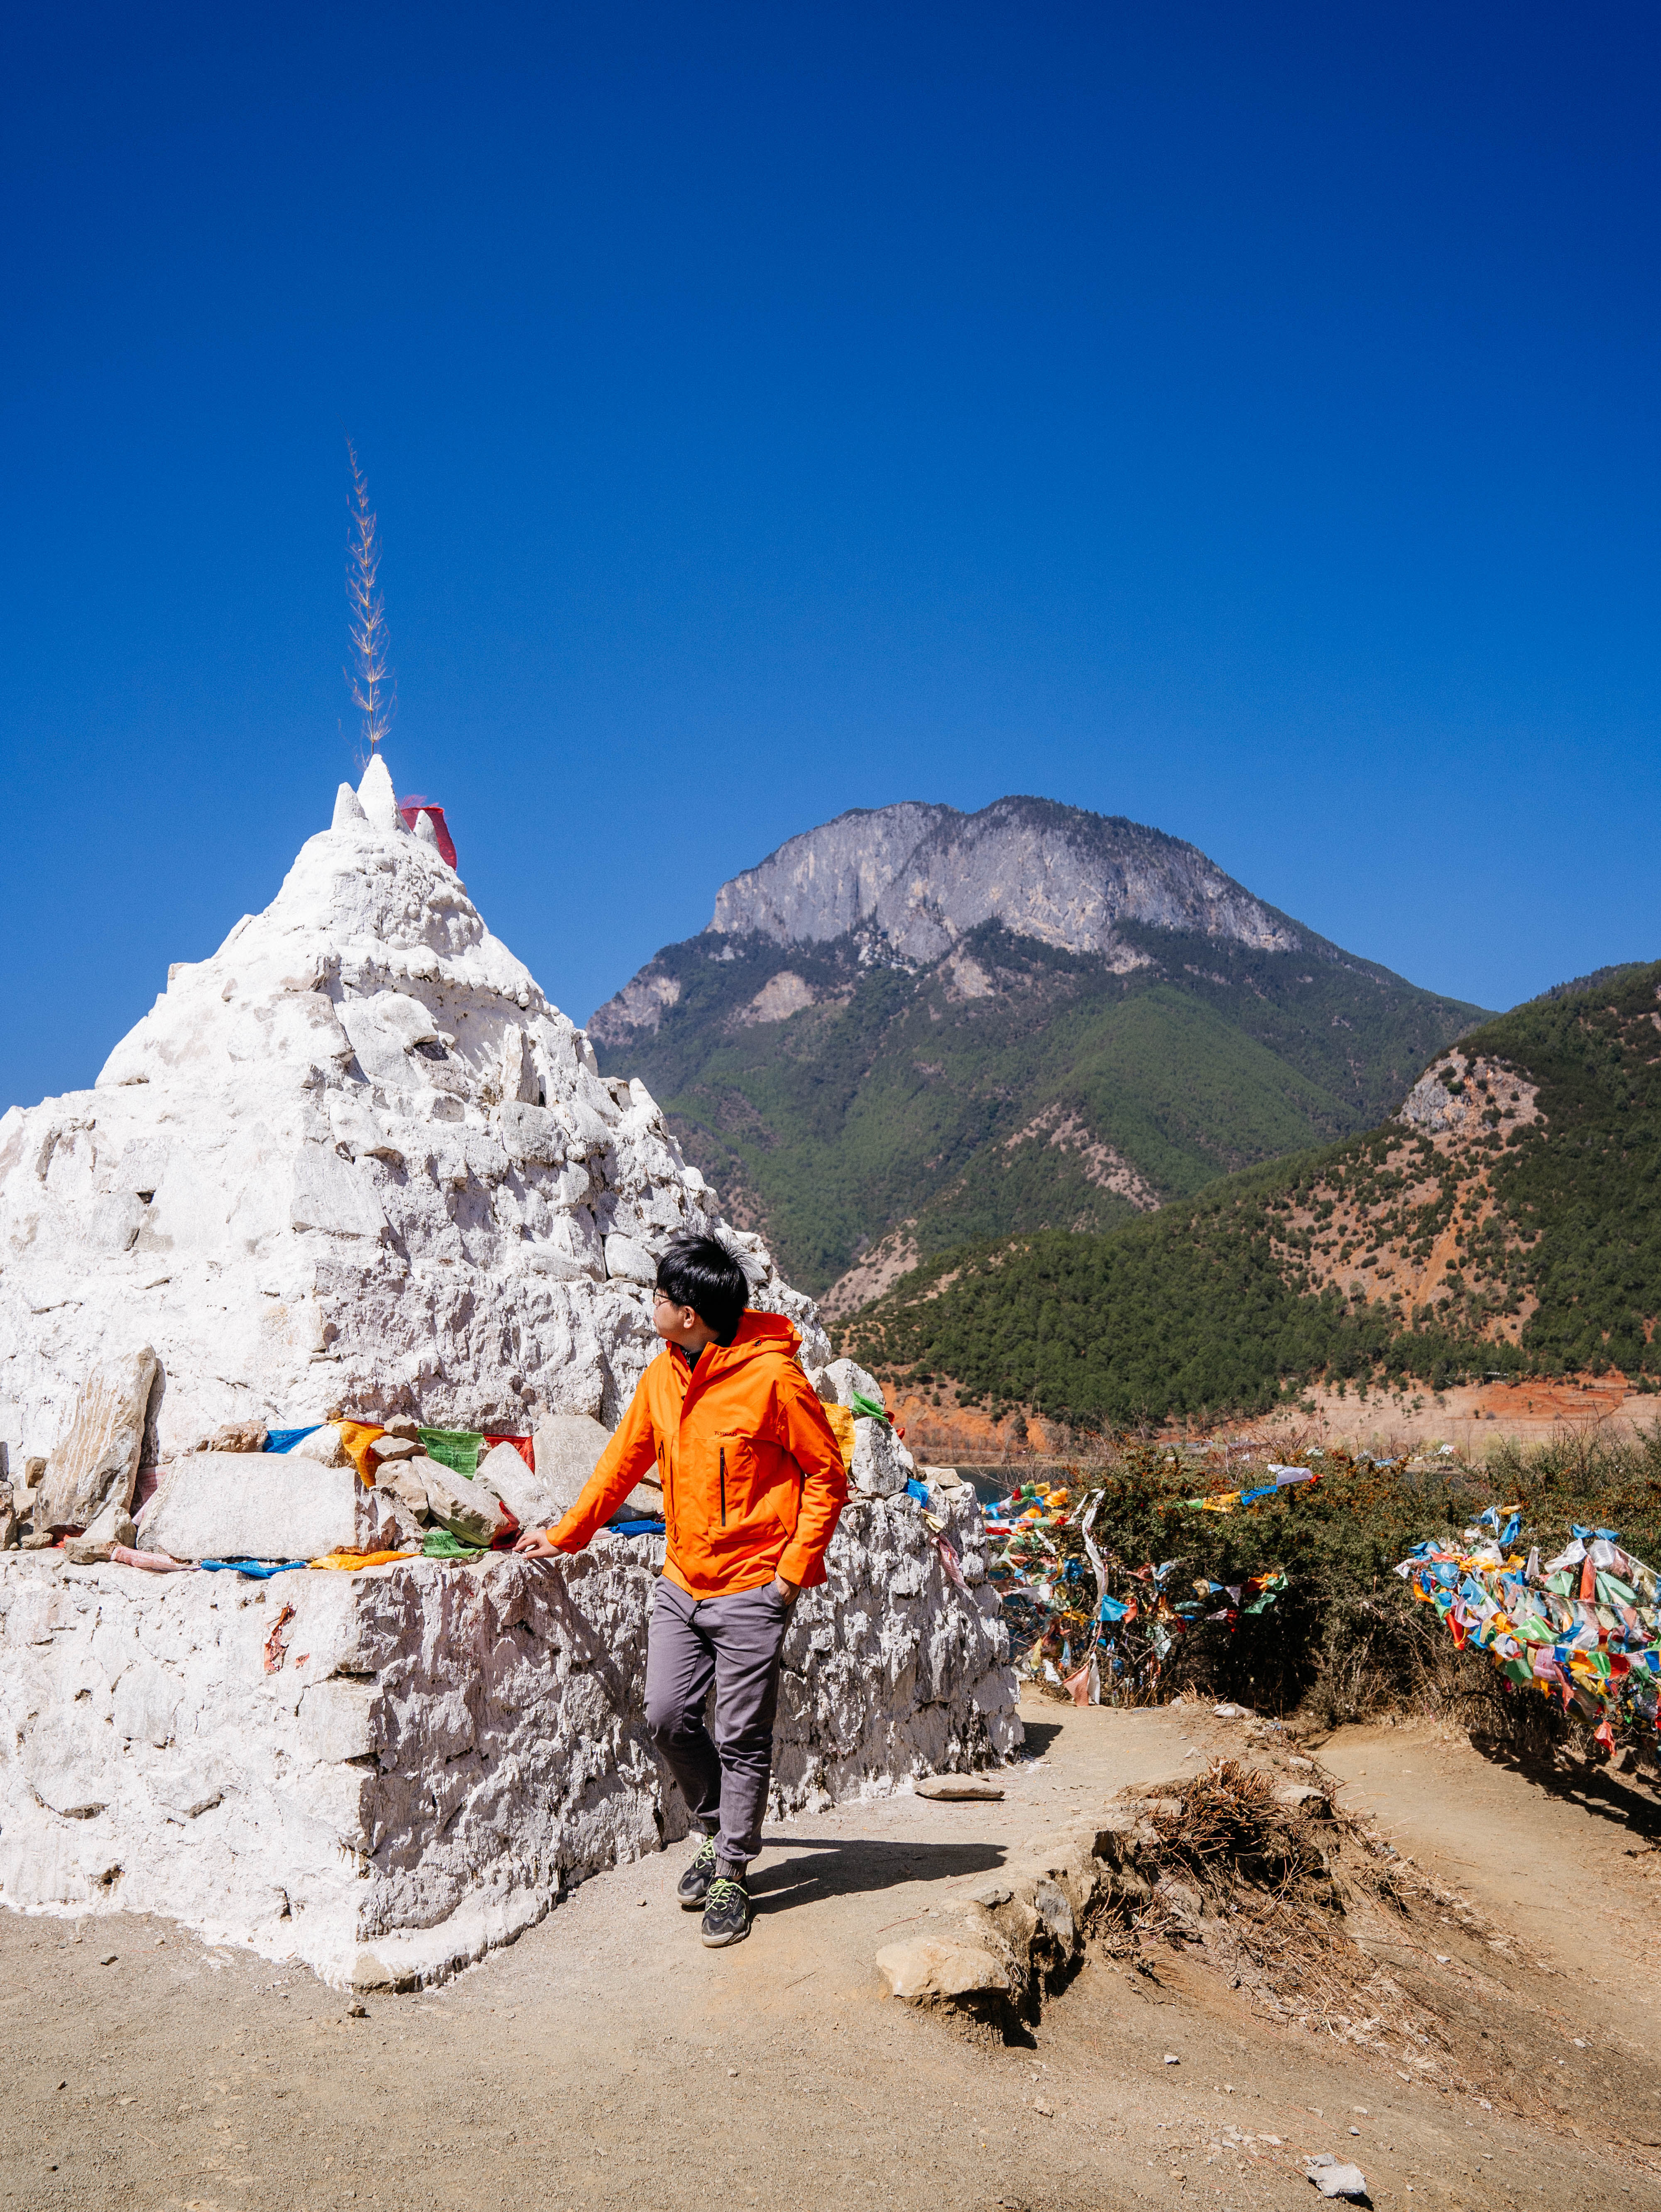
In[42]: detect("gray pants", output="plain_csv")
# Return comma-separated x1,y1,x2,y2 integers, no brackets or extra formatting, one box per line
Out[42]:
644,1575,794,1867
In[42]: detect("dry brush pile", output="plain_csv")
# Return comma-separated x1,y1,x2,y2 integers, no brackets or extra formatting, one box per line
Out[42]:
883,1735,1656,2152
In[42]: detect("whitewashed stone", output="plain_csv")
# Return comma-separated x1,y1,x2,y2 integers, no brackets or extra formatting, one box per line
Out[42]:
529,1411,660,1520
603,1233,657,1286
399,1455,510,1546
288,1148,389,1240
357,753,407,836
532,1413,611,1511
288,1424,350,1468
332,782,369,830
475,1441,562,1532
413,810,441,853
821,1355,882,1409
326,1090,404,1165
373,1458,438,1524
500,1103,566,1166
851,1415,910,1498
138,1452,400,1561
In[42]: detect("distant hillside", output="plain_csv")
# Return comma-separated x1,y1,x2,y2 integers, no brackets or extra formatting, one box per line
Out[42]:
843,961,1661,1429
591,796,1486,1301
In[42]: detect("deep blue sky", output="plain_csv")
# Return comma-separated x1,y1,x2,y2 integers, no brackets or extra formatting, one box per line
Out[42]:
5,3,1658,1112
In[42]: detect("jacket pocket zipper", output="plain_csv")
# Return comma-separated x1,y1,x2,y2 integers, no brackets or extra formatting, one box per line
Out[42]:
719,1446,727,1527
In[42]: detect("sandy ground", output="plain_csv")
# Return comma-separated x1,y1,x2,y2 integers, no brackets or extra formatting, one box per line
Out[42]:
1262,1377,1657,1458
4,1696,1659,2212
887,1377,1661,1466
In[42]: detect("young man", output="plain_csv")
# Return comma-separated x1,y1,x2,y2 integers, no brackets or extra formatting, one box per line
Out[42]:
514,1232,848,1947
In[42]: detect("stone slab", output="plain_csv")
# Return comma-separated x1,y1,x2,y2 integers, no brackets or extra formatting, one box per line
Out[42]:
137,1451,401,1561
851,1415,911,1498
35,1347,158,1533
531,1411,659,1519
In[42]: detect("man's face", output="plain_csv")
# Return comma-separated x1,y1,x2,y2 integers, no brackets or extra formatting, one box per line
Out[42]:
652,1290,706,1348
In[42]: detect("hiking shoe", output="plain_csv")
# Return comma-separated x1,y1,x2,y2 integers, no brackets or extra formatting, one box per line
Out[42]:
700,1875,751,1948
677,1835,719,1910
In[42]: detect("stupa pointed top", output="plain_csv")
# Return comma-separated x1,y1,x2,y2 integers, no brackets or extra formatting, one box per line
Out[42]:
357,752,406,837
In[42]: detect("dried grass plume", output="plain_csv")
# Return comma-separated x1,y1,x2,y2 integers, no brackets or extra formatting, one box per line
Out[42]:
345,438,395,760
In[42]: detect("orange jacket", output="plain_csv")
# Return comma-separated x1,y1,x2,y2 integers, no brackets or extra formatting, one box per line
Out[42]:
548,1312,849,1598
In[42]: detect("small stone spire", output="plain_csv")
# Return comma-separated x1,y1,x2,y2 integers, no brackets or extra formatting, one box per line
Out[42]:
356,753,406,836
413,809,441,853
331,782,369,830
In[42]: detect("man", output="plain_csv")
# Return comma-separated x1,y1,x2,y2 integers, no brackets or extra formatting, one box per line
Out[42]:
515,1232,848,1948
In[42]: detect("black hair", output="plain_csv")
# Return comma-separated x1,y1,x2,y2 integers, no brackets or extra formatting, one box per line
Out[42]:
656,1233,749,1342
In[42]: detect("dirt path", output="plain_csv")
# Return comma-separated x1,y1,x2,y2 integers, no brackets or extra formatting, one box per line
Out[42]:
1317,1720,1661,2075
4,1698,1658,2212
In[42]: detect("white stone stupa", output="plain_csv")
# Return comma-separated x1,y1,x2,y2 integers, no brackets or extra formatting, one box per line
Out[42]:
0,755,1015,1990
0,753,826,1473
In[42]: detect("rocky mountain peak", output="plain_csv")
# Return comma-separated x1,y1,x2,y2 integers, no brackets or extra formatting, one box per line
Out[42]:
710,801,959,946
705,794,1301,967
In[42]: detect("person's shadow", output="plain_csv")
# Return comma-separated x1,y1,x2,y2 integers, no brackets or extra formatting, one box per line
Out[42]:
746,1837,1008,1914
1017,1719,1064,1758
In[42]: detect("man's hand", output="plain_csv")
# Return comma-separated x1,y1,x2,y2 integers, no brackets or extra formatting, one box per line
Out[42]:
514,1529,563,1558
769,1573,800,1607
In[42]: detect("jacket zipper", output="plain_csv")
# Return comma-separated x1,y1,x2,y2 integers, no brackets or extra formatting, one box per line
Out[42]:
719,1446,727,1527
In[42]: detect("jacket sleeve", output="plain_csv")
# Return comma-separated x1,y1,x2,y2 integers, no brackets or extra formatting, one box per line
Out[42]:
774,1368,850,1588
547,1374,658,1551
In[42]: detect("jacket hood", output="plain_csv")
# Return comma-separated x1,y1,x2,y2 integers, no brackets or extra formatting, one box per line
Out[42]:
713,1310,802,1364
662,1309,803,1375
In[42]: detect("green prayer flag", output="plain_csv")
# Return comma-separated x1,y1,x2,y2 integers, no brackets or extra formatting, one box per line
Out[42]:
421,1527,485,1561
417,1427,484,1478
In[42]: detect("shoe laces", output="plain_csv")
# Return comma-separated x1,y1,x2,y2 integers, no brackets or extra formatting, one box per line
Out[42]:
705,1876,747,1909
692,1835,718,1867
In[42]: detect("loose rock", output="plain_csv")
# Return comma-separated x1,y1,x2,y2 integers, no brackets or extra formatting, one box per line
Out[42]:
875,1940,1010,2003
1305,2155,1369,2201
1276,1783,1333,1818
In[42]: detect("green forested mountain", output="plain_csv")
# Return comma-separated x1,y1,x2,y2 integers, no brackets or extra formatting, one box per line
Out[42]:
591,799,1484,1302
844,960,1661,1429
